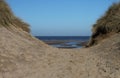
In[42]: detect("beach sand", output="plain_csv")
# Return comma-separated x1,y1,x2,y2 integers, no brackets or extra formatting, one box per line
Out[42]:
0,27,120,78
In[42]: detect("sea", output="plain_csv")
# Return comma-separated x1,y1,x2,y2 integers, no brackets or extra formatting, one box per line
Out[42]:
35,36,90,48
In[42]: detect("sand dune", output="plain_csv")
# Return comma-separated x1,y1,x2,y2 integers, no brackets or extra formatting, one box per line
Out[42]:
0,0,120,78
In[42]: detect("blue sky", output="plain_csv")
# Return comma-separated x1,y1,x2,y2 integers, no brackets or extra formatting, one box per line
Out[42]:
6,0,119,36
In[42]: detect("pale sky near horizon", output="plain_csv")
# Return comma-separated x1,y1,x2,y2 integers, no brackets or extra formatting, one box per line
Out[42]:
6,0,119,36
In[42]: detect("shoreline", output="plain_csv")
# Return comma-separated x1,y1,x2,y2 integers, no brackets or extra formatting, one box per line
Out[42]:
42,40,88,49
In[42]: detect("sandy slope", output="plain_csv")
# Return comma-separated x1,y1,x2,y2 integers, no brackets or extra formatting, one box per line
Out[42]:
0,27,119,78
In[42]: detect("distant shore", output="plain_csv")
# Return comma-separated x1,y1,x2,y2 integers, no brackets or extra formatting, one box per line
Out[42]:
35,36,89,49
41,40,88,49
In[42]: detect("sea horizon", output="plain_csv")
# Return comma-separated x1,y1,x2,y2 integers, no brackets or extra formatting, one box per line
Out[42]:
35,36,90,48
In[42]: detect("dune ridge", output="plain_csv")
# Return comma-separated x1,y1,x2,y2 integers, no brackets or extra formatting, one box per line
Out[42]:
87,2,120,47
0,0,120,78
0,0,30,32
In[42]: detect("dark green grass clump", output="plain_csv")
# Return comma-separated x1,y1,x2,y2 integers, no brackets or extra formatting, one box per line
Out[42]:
86,2,120,47
0,0,30,33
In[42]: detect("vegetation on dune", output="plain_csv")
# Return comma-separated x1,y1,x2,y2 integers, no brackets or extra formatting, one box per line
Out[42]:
86,2,120,47
13,17,30,33
0,0,30,32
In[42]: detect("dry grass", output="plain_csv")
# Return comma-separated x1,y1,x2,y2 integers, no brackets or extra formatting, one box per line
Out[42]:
86,2,120,47
0,0,30,32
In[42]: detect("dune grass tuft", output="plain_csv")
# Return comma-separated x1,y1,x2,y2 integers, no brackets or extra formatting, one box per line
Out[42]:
0,0,30,33
86,2,120,47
